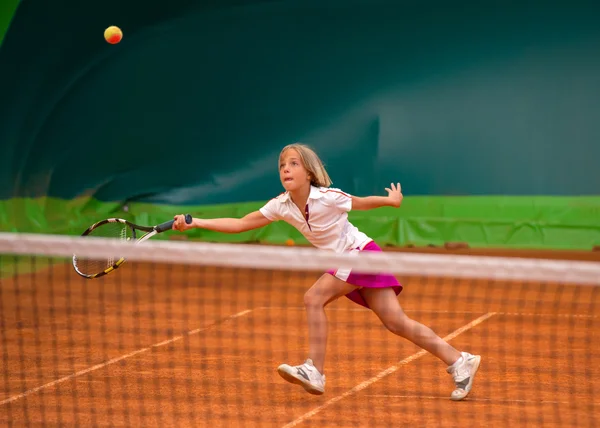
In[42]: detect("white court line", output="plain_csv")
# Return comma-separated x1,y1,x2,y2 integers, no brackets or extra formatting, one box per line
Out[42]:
265,306,597,318
364,394,600,406
0,309,254,406
493,312,597,318
282,312,496,428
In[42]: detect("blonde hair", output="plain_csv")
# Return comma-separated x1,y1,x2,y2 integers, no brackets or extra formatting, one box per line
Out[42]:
279,143,332,187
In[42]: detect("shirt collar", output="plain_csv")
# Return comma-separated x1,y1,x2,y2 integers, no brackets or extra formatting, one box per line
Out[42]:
278,186,324,203
309,185,325,199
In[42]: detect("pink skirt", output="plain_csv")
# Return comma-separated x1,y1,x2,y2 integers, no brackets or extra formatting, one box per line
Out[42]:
327,241,403,309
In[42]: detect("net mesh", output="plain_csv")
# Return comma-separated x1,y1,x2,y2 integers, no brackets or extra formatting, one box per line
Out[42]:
1,232,599,427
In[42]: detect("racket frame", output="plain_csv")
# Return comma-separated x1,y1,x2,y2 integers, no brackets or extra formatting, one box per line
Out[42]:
73,214,192,279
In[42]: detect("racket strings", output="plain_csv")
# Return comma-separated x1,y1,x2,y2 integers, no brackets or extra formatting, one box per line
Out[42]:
74,223,134,276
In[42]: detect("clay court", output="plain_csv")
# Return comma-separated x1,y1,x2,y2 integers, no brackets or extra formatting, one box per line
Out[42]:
1,248,599,427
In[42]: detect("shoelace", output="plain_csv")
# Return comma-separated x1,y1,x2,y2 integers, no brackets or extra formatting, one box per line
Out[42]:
453,360,471,382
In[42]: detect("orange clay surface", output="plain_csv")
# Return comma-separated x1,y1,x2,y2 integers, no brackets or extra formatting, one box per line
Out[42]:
0,247,599,427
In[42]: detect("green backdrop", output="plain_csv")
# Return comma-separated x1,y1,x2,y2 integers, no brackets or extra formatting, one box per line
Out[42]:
0,0,19,47
1,0,599,249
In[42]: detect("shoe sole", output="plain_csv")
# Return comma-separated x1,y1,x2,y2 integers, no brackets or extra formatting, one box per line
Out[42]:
450,355,481,401
277,366,324,395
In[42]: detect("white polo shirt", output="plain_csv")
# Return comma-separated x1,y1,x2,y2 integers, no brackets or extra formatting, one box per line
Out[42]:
259,186,372,253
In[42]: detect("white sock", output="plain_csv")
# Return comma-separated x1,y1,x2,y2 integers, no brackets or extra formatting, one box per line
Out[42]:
450,355,464,369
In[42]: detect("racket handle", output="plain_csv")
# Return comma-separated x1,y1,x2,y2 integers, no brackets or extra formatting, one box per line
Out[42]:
155,214,193,233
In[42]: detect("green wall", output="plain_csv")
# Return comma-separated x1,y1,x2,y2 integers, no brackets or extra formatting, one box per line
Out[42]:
1,1,599,249
1,1,600,204
0,0,19,47
2,196,599,250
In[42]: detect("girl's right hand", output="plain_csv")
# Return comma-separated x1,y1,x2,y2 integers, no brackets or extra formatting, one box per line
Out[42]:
172,214,194,231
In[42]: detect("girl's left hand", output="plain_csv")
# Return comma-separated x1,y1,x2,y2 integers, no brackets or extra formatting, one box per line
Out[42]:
385,182,403,208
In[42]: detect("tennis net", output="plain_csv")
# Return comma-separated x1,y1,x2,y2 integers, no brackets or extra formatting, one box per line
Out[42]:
1,232,599,427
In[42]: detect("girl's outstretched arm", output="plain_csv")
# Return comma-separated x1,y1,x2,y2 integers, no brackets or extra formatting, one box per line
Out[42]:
351,182,403,211
172,210,272,233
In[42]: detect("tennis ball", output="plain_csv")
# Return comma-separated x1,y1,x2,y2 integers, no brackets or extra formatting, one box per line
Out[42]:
104,26,123,44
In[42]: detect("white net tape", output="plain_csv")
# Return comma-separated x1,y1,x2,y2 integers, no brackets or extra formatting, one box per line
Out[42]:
1,232,600,285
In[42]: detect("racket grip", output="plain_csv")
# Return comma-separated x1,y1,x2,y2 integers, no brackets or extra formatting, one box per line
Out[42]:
156,214,193,233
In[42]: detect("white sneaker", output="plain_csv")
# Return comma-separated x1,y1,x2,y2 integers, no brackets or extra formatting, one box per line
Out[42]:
277,358,326,395
446,352,481,401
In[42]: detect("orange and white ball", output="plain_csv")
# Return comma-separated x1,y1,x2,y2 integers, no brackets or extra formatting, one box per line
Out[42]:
104,26,123,44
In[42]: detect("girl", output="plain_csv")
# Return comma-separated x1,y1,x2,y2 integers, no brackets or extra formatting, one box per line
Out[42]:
172,143,480,401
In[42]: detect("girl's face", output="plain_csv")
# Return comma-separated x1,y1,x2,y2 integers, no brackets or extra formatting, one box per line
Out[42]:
279,149,310,192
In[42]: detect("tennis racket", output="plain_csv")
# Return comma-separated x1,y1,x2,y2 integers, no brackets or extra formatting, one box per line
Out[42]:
72,214,192,279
